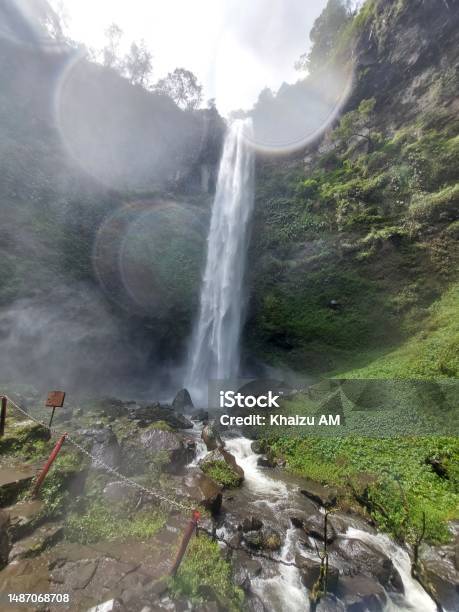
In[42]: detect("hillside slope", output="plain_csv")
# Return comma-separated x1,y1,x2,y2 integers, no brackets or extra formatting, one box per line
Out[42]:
246,0,459,378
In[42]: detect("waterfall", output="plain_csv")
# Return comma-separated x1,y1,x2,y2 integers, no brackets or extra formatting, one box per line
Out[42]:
185,119,255,402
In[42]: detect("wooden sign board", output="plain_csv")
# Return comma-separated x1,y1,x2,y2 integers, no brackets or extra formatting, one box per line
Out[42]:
46,391,66,408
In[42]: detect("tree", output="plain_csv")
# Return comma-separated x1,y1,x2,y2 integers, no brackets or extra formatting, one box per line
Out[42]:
102,23,123,69
155,68,202,111
295,0,353,73
123,39,153,87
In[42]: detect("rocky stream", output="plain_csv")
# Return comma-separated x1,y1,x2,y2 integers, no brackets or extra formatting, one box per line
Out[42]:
0,390,457,612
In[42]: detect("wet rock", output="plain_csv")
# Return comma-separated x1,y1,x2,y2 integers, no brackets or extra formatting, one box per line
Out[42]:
0,509,10,569
90,427,121,469
0,465,37,506
290,515,305,529
243,530,263,550
335,575,387,611
182,470,223,515
129,403,193,429
231,550,262,591
257,455,277,468
315,594,345,611
300,479,338,509
330,537,403,593
5,499,45,542
202,421,224,451
9,523,63,562
327,511,376,536
245,594,266,612
250,440,267,454
244,527,282,551
302,514,337,544
140,429,194,473
295,554,339,592
242,516,263,532
172,388,194,412
420,544,459,611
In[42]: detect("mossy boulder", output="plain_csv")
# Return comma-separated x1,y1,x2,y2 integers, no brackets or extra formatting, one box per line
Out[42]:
199,449,244,488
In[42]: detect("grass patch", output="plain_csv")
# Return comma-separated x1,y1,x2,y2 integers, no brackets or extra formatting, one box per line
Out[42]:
66,501,166,544
169,535,244,611
337,283,459,379
200,460,241,488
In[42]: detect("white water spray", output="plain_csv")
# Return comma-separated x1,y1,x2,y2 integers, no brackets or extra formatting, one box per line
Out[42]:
185,119,255,401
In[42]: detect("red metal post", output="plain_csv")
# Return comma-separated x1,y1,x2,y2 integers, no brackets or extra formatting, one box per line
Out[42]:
169,509,201,577
0,396,6,437
31,433,67,498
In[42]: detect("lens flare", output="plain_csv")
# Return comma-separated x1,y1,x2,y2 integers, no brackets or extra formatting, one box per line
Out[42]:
93,200,207,317
54,52,209,188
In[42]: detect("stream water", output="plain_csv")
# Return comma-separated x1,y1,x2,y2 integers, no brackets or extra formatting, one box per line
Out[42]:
207,434,439,612
185,119,255,403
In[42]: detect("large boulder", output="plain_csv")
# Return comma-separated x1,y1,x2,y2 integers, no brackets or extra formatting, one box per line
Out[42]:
128,403,193,429
140,429,194,473
295,554,339,592
0,509,10,569
181,470,223,515
9,523,63,562
420,543,459,611
300,479,338,509
89,427,121,469
199,448,244,486
295,513,337,544
5,499,45,542
231,550,262,592
335,575,387,611
172,389,194,412
330,537,403,593
201,421,224,451
244,527,282,552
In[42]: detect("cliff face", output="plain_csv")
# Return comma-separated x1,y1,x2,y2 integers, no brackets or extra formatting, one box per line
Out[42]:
348,0,459,124
245,0,458,378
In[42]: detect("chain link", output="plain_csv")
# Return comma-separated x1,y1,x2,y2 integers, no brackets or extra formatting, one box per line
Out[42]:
4,395,194,513
4,395,309,571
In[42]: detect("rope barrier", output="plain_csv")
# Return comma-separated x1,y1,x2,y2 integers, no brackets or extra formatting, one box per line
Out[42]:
4,395,194,513
4,395,306,573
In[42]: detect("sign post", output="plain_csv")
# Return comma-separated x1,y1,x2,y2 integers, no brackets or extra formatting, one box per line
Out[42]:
46,391,66,429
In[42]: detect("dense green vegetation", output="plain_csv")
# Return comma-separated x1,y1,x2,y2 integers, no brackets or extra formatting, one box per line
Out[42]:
248,111,458,374
270,435,458,544
169,535,244,611
246,0,459,553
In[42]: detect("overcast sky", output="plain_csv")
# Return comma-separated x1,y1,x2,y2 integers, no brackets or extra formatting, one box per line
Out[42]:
51,0,328,115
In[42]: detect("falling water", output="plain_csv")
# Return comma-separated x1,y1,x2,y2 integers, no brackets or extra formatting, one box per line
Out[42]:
185,119,255,402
